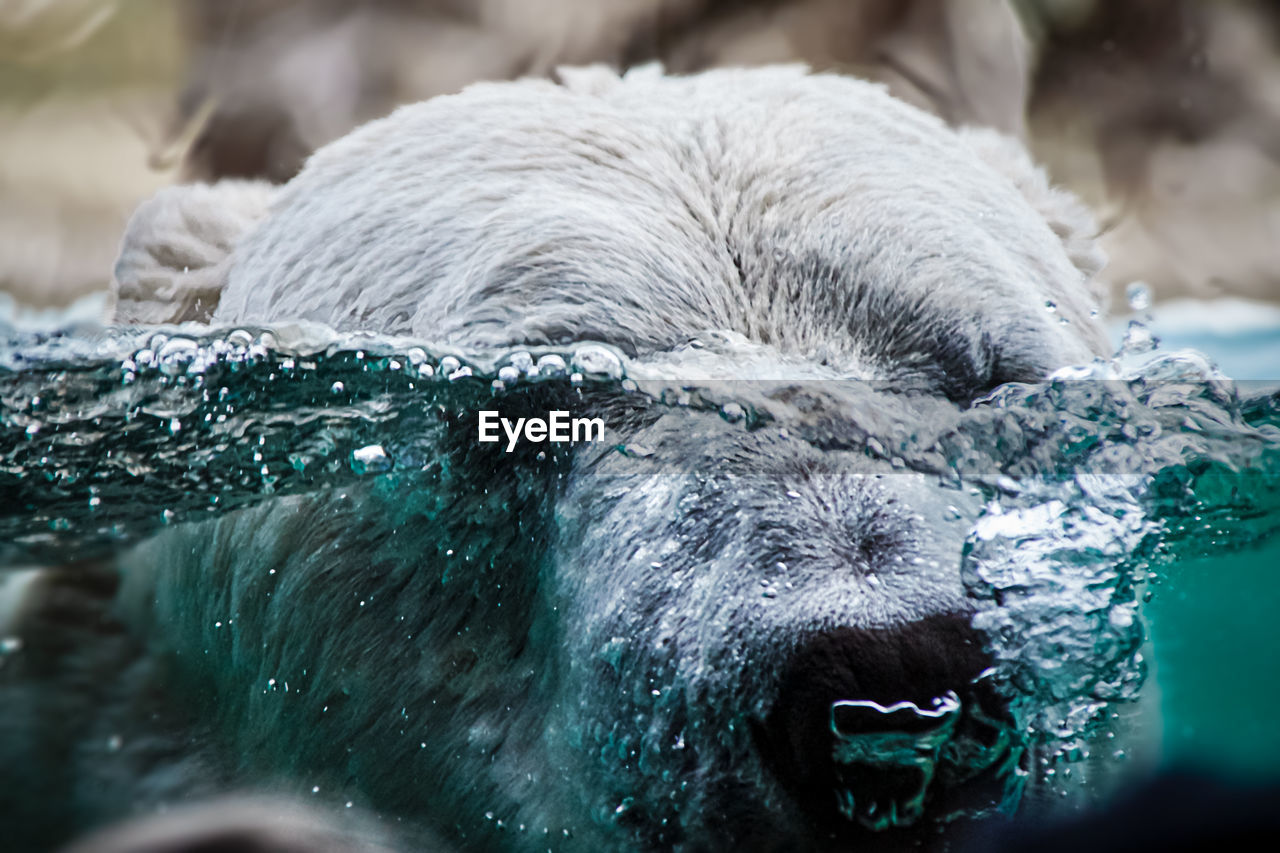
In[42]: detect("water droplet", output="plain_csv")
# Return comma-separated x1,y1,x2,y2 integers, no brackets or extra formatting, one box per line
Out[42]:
1122,320,1157,354
1125,281,1152,311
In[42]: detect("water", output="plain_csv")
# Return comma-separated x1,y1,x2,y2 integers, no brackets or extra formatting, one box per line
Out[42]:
2,295,1278,838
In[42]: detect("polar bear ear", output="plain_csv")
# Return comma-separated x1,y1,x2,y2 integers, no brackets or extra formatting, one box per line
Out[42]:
112,181,276,324
959,126,1108,307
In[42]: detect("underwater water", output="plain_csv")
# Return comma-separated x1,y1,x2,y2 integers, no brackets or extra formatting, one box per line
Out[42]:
1,292,1278,841
1110,298,1280,779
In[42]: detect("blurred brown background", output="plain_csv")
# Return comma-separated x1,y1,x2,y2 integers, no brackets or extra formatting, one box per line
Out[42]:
2,0,1278,311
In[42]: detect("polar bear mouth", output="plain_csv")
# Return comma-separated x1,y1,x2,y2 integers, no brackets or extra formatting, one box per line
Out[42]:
758,615,1024,835
829,690,1020,831
830,693,959,830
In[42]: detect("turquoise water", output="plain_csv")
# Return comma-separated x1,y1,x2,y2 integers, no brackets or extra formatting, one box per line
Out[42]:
1148,537,1280,777
1114,299,1280,779
2,294,1278,837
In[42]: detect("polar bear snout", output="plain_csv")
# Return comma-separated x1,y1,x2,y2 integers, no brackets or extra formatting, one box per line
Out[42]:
757,614,1014,835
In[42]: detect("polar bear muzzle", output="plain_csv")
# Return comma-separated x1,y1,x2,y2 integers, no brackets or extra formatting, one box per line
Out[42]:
757,614,1021,838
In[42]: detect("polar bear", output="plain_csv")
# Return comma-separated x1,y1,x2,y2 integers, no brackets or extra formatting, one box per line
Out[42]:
10,66,1109,851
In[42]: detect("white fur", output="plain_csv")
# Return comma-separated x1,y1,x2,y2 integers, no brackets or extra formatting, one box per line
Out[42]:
112,180,276,324
115,66,1107,376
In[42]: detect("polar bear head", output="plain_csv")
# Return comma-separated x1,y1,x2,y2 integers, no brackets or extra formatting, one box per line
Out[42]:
109,65,1109,849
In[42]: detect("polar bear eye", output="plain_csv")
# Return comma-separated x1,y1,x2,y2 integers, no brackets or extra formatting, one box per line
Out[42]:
882,335,995,404
929,336,994,403
925,331,1044,405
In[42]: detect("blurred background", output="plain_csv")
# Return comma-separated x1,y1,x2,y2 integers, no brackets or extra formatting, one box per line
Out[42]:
1,0,1279,315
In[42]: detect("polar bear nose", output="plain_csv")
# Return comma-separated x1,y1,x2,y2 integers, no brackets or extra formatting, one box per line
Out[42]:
757,614,1015,835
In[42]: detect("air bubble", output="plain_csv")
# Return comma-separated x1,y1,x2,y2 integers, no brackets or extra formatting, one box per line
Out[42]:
351,444,392,474
508,352,535,375
720,402,745,423
570,345,624,380
157,337,200,376
535,354,567,378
